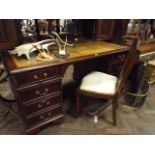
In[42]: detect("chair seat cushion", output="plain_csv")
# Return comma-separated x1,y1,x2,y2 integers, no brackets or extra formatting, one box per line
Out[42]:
80,71,118,96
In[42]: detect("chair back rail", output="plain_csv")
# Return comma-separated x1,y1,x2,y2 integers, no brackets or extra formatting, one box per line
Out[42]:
116,39,139,94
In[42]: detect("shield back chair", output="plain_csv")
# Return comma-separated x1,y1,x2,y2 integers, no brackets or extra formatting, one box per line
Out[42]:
75,39,139,125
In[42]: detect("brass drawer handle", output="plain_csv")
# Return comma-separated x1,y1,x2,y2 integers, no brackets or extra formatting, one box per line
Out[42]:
41,100,46,103
46,101,50,105
37,104,42,108
41,100,50,105
118,55,125,60
35,90,40,95
33,75,39,79
35,88,49,96
40,115,44,120
48,112,51,116
43,72,48,78
45,88,49,93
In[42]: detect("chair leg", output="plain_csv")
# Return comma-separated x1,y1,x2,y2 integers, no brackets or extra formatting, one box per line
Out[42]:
75,89,80,118
116,101,119,109
112,102,117,126
112,93,120,126
112,100,118,126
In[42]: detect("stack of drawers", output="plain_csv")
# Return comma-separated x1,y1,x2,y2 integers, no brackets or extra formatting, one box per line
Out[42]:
11,65,64,134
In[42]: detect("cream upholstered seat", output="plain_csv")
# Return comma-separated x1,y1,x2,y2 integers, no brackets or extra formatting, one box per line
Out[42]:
80,71,118,96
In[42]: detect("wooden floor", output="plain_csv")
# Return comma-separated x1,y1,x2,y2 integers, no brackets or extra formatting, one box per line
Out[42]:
0,66,155,135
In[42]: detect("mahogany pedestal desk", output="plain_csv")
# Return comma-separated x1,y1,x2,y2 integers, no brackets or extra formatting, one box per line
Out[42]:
1,41,129,134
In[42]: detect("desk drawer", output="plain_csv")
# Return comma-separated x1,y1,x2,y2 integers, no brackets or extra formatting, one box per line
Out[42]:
108,62,123,76
26,105,63,127
12,66,61,86
22,93,61,115
109,52,127,65
17,79,61,103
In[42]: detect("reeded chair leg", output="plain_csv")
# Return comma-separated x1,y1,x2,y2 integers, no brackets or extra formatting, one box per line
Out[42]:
112,101,117,126
75,89,80,118
112,93,119,126
112,103,117,126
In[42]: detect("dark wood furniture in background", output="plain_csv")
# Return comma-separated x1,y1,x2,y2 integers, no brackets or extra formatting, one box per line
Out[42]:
0,19,128,52
1,19,155,50
80,19,128,42
96,19,115,40
1,41,129,134
0,19,20,51
0,20,20,86
123,19,155,62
